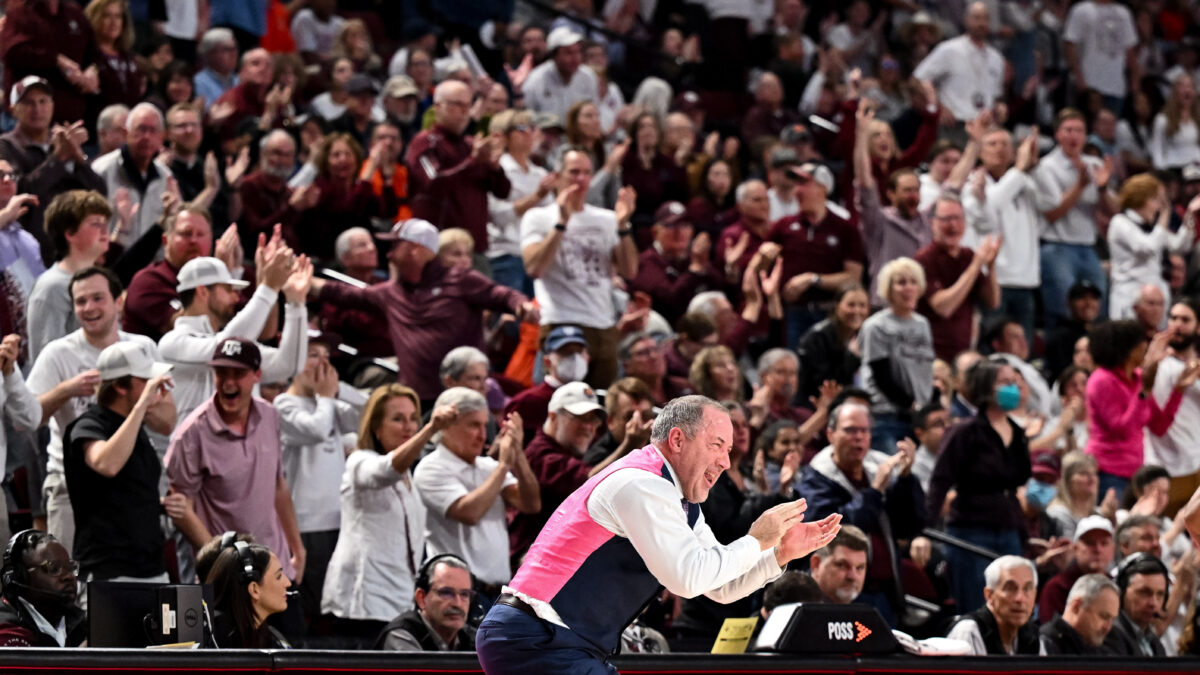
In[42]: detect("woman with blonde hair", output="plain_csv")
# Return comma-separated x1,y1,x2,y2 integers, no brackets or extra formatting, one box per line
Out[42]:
1107,172,1196,319
1044,451,1111,538
85,0,144,110
321,384,458,644
1150,73,1200,170
688,345,743,402
859,257,935,451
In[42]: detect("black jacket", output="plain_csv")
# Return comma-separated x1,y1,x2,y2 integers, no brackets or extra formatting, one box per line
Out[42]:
374,608,476,651
0,595,86,647
1039,614,1108,655
796,318,861,403
957,605,1040,656
1103,611,1165,657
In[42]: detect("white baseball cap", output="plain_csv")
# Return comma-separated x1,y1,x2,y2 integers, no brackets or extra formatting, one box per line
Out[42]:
96,341,172,381
389,218,440,252
548,381,605,417
547,26,583,52
1073,515,1114,542
176,257,251,292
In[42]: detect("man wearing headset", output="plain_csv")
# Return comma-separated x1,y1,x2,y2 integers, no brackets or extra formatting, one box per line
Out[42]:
375,554,476,652
0,529,86,647
1103,552,1169,656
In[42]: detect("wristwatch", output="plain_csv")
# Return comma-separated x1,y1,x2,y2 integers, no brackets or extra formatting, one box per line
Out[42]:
554,223,566,232
617,228,633,237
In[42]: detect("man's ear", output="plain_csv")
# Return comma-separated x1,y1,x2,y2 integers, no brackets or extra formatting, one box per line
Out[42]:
414,588,427,611
810,552,822,574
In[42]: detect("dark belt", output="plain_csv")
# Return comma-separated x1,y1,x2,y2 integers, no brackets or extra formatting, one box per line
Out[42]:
495,593,538,619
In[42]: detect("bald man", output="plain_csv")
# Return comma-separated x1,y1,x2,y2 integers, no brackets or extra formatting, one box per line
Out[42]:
405,80,510,256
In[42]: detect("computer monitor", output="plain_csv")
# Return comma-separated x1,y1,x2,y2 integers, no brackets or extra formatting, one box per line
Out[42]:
88,581,212,647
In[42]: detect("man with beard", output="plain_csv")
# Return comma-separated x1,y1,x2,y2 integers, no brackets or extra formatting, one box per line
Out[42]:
1150,298,1200,515
158,252,309,426
0,530,86,646
914,194,1000,360
946,555,1042,655
238,130,320,251
809,525,870,604
28,267,157,552
166,337,307,584
381,75,421,143
853,104,931,308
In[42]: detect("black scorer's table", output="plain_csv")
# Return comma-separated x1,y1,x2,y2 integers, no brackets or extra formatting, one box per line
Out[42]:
0,650,1194,674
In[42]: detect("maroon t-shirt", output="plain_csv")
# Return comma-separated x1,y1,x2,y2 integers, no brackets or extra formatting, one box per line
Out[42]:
768,211,866,305
915,243,988,361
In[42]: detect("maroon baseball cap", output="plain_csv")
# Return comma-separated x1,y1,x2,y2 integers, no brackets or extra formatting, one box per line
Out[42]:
208,337,262,371
653,201,690,228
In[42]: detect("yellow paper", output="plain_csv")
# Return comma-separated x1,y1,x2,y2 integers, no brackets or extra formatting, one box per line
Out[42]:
710,616,759,654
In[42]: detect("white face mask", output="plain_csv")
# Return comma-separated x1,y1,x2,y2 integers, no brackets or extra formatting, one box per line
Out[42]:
554,352,589,383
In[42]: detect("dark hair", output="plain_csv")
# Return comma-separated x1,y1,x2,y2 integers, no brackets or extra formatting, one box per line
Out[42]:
1088,320,1149,369
828,387,871,412
963,358,1004,410
886,167,918,192
628,112,660,151
206,542,275,648
314,132,364,178
698,158,736,209
763,571,824,613
982,315,1021,353
1121,464,1170,510
45,190,114,260
195,531,256,584
675,312,716,342
912,400,945,430
754,419,799,459
178,287,198,308
96,375,133,408
829,283,867,338
156,60,195,103
1057,364,1091,392
69,266,123,303
414,553,471,592
926,138,962,164
1115,514,1162,551
1171,297,1200,325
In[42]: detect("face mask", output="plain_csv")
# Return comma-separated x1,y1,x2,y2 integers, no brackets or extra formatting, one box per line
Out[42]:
1025,479,1056,510
996,383,1021,411
554,353,589,383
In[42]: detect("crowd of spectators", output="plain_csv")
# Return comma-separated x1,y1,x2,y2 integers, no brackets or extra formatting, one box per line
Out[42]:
3,0,1200,661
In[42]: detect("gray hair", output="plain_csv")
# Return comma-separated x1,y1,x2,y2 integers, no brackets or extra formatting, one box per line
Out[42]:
631,77,673,123
984,555,1037,590
439,346,490,383
97,104,130,133
827,401,871,432
932,191,962,216
199,28,236,58
258,128,295,153
756,348,798,376
735,179,765,204
432,386,488,416
334,226,371,263
125,102,164,133
1066,573,1119,610
618,330,656,361
433,79,469,104
687,291,729,319
650,394,727,445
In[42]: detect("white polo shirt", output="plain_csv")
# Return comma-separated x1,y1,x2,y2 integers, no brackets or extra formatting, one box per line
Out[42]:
412,444,517,584
913,35,1005,122
1033,147,1104,246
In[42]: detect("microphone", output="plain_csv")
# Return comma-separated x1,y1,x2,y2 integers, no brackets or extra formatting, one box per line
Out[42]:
7,580,77,606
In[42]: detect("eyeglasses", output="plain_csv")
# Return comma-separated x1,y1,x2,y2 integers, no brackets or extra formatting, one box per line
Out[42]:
28,559,79,577
430,587,475,602
837,426,870,436
629,348,658,359
0,171,21,182
508,124,531,133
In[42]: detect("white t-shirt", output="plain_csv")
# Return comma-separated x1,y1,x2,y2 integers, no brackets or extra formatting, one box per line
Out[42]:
412,444,517,584
520,203,619,328
913,35,1005,122
768,187,799,222
162,0,198,41
308,92,347,122
522,62,600,126
962,167,1046,288
1151,355,1200,477
1063,1,1138,98
26,330,157,475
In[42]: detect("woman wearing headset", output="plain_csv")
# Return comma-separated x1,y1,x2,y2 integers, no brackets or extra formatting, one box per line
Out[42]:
206,542,292,649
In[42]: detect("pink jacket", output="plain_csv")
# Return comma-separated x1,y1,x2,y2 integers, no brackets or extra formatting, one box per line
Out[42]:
1085,366,1183,478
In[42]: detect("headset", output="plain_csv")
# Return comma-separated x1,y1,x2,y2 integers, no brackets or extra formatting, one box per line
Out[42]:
1114,551,1171,612
1,529,75,606
216,531,258,585
415,553,470,592
1,529,40,593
